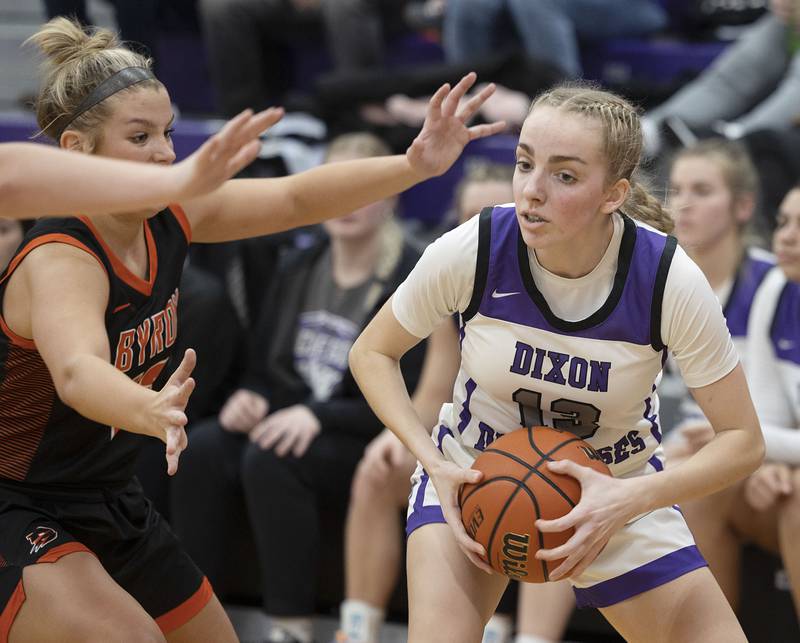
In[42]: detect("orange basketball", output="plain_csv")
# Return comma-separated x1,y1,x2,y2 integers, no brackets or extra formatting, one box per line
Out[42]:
459,426,610,583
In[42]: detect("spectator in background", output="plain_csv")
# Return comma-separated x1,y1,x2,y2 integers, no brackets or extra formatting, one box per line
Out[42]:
662,138,770,463
171,133,428,643
42,0,160,68
442,0,667,77
644,0,800,156
675,184,800,621
198,0,411,117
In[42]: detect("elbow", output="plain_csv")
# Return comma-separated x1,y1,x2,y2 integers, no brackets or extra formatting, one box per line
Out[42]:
348,338,365,380
746,427,766,475
53,358,82,409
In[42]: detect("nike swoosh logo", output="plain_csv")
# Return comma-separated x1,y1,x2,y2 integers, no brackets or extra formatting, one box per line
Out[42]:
491,289,520,299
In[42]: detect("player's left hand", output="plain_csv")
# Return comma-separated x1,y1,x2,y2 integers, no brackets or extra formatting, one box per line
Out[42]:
249,404,321,457
152,348,196,476
534,459,636,581
405,72,506,179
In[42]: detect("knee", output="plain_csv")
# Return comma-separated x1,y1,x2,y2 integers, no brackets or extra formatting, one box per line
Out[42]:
242,442,297,488
350,461,386,507
779,469,800,526
351,460,408,508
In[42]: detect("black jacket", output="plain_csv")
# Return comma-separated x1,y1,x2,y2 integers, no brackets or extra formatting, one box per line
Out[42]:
239,235,425,441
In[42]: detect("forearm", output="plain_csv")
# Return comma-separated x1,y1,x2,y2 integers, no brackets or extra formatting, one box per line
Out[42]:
0,144,181,218
349,346,444,470
636,426,763,513
288,155,424,225
58,353,157,437
218,155,428,240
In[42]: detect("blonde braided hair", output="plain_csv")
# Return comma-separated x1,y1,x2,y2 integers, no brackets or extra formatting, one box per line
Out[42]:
530,83,673,234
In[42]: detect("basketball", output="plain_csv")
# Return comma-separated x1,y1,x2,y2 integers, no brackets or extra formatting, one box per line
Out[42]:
459,426,610,583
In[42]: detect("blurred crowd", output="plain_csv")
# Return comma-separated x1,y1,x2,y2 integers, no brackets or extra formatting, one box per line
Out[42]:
6,0,800,641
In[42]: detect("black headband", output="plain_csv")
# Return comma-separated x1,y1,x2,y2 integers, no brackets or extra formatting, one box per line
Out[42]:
55,66,156,139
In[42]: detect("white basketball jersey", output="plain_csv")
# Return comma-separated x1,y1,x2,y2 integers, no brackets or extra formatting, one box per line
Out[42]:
437,206,679,477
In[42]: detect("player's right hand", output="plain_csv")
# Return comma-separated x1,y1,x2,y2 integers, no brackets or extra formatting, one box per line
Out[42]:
429,460,495,574
151,348,196,476
744,462,793,512
172,107,284,199
359,429,414,483
219,388,269,433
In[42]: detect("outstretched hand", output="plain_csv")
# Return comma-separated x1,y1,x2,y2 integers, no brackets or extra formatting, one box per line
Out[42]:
172,107,284,200
151,348,197,475
406,72,507,179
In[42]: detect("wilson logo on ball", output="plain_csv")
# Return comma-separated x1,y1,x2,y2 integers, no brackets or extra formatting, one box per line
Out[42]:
466,507,484,538
500,532,530,579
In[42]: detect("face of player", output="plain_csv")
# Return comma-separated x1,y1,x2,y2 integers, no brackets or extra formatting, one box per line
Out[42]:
512,106,628,277
458,179,514,225
774,188,800,283
669,155,748,254
92,86,176,167
0,218,23,272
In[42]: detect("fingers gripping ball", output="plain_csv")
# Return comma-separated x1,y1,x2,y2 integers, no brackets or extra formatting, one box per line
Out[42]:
459,426,610,582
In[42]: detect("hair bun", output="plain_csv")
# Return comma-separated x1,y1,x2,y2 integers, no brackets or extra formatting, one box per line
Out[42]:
28,16,119,67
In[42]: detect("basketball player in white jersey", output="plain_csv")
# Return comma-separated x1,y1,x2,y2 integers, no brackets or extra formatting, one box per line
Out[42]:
349,84,764,642
682,185,800,618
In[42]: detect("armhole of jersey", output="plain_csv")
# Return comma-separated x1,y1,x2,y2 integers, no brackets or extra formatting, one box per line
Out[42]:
462,207,493,323
169,203,192,243
0,234,107,349
650,235,678,351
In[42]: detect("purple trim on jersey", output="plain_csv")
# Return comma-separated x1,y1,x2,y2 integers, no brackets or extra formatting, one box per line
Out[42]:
478,206,667,343
406,468,446,537
406,505,445,537
457,378,477,434
644,396,661,443
412,471,429,515
723,253,774,338
573,545,706,608
648,454,664,472
436,424,453,451
771,279,800,366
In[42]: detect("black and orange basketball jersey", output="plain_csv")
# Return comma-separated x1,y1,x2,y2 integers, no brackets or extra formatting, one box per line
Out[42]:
0,206,191,488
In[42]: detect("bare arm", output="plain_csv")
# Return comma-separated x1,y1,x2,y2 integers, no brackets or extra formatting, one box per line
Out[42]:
350,299,492,572
637,364,764,508
538,363,764,580
410,318,461,429
20,244,195,473
0,108,280,219
350,299,444,470
183,74,506,242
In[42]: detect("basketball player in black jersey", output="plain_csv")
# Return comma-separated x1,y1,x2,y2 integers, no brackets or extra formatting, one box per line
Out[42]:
0,17,503,643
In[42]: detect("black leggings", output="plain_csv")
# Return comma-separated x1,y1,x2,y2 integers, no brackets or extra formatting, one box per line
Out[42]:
170,417,367,615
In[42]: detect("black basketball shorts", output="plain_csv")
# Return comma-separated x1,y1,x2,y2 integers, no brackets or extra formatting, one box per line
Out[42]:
0,478,211,641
